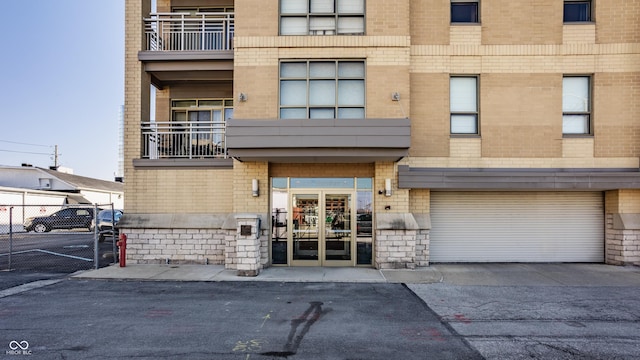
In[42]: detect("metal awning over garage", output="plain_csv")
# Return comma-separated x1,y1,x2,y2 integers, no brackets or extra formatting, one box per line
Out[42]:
398,166,640,190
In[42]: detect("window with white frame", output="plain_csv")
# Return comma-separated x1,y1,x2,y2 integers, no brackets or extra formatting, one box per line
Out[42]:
280,0,365,35
280,60,365,119
451,0,479,23
563,1,592,22
562,76,591,135
450,76,478,134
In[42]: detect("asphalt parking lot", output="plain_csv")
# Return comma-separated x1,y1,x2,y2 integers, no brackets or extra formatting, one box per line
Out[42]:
0,280,481,359
1,264,639,359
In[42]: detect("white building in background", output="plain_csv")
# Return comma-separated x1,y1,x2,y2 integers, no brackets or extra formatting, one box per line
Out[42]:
0,165,124,208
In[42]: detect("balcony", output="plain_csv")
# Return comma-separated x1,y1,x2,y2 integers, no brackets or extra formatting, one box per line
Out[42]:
141,121,228,162
139,12,235,89
144,12,234,52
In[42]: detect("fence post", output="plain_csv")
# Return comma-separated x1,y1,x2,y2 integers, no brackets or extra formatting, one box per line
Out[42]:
8,206,13,271
94,204,99,269
111,204,117,265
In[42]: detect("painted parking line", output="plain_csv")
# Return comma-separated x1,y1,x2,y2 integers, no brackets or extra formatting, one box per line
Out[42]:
0,279,63,299
0,249,92,262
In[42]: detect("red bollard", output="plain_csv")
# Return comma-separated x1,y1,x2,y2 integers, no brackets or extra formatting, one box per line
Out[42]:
117,233,127,267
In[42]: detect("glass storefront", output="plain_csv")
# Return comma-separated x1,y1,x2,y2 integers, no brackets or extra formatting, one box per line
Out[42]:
271,178,373,267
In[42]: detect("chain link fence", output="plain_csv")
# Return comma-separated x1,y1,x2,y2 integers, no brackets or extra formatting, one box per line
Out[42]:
0,204,119,273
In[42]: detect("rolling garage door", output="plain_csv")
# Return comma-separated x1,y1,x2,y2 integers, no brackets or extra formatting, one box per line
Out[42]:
430,192,604,263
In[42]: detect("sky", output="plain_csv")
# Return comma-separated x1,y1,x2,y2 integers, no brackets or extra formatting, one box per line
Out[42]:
0,1,125,182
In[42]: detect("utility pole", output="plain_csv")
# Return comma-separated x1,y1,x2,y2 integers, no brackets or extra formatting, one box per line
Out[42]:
53,145,59,169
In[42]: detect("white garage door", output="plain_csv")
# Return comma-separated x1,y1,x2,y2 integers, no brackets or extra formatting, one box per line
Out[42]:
430,192,604,263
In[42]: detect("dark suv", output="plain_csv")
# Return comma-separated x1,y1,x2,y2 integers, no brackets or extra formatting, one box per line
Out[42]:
24,207,95,233
93,209,123,242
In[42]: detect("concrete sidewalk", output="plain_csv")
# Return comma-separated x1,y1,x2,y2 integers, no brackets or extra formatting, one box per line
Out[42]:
73,263,640,286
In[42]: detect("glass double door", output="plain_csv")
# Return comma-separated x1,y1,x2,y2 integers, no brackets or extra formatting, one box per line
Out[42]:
291,191,353,266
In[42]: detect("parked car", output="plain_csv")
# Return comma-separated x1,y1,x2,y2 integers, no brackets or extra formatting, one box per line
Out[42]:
356,213,372,235
24,207,95,233
93,209,123,242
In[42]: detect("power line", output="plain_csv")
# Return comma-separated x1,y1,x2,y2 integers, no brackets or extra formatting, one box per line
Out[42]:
0,149,51,156
0,139,52,148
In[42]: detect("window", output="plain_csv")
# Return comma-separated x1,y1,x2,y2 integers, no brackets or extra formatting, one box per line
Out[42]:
171,99,234,148
451,1,479,23
450,76,478,134
563,1,592,22
280,0,365,35
280,60,365,119
562,76,591,135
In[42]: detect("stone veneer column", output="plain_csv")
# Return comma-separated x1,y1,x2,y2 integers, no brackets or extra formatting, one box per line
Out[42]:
374,213,419,269
235,214,262,276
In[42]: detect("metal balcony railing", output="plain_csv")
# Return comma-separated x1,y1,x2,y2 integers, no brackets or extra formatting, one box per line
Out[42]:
142,121,227,159
144,12,234,51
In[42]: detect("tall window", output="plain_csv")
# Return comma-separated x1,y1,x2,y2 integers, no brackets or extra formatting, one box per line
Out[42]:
563,1,592,22
280,0,365,35
451,0,479,23
562,76,591,135
280,60,365,119
450,76,479,134
171,99,233,147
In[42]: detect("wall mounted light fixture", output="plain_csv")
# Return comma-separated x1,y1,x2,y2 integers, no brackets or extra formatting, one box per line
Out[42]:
391,92,400,101
385,178,392,197
238,93,248,102
252,179,259,197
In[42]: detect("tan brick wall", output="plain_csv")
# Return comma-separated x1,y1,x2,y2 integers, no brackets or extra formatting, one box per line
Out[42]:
127,168,234,213
594,72,640,158
366,0,410,36
450,26,482,45
234,0,278,37
233,64,279,119
124,0,151,211
233,161,268,214
409,73,449,157
482,0,562,45
563,25,596,44
596,0,640,44
409,189,430,213
603,190,640,215
481,73,563,158
375,163,408,214
367,65,410,118
618,190,640,214
410,0,449,45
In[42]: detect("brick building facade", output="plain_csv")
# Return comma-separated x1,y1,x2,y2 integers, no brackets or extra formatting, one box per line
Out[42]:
122,0,640,275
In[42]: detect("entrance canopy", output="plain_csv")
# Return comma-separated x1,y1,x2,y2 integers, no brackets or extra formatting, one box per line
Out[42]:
226,118,410,163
